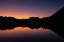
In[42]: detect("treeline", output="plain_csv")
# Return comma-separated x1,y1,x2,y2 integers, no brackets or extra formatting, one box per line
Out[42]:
0,16,64,23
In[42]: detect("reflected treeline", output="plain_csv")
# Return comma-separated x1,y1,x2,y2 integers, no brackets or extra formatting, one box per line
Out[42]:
0,23,64,30
0,23,64,38
0,7,64,23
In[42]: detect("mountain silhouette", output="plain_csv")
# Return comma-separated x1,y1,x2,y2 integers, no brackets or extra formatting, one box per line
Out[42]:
50,7,64,18
42,7,64,23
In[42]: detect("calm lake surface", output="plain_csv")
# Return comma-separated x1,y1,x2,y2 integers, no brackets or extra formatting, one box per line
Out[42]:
0,26,64,42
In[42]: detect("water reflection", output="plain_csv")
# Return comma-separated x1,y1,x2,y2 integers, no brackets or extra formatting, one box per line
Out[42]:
0,24,64,42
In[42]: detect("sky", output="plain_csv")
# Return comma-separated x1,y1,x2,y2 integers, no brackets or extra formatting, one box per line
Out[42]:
0,0,64,19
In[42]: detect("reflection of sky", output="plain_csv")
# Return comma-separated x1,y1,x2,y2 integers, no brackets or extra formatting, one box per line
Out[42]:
0,0,64,19
0,27,64,42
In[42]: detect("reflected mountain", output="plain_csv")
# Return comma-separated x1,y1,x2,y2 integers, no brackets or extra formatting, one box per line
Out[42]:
0,24,64,39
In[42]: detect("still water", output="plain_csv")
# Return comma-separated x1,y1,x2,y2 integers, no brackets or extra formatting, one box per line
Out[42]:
0,26,64,42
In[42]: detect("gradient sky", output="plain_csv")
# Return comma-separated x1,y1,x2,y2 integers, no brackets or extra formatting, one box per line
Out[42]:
0,0,64,19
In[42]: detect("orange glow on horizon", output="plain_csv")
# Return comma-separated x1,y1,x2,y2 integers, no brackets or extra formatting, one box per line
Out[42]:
0,11,49,19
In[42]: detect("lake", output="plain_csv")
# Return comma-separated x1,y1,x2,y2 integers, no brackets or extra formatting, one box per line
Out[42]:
0,26,64,42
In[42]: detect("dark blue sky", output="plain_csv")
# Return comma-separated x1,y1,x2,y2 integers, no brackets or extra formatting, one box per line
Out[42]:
0,0,64,19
